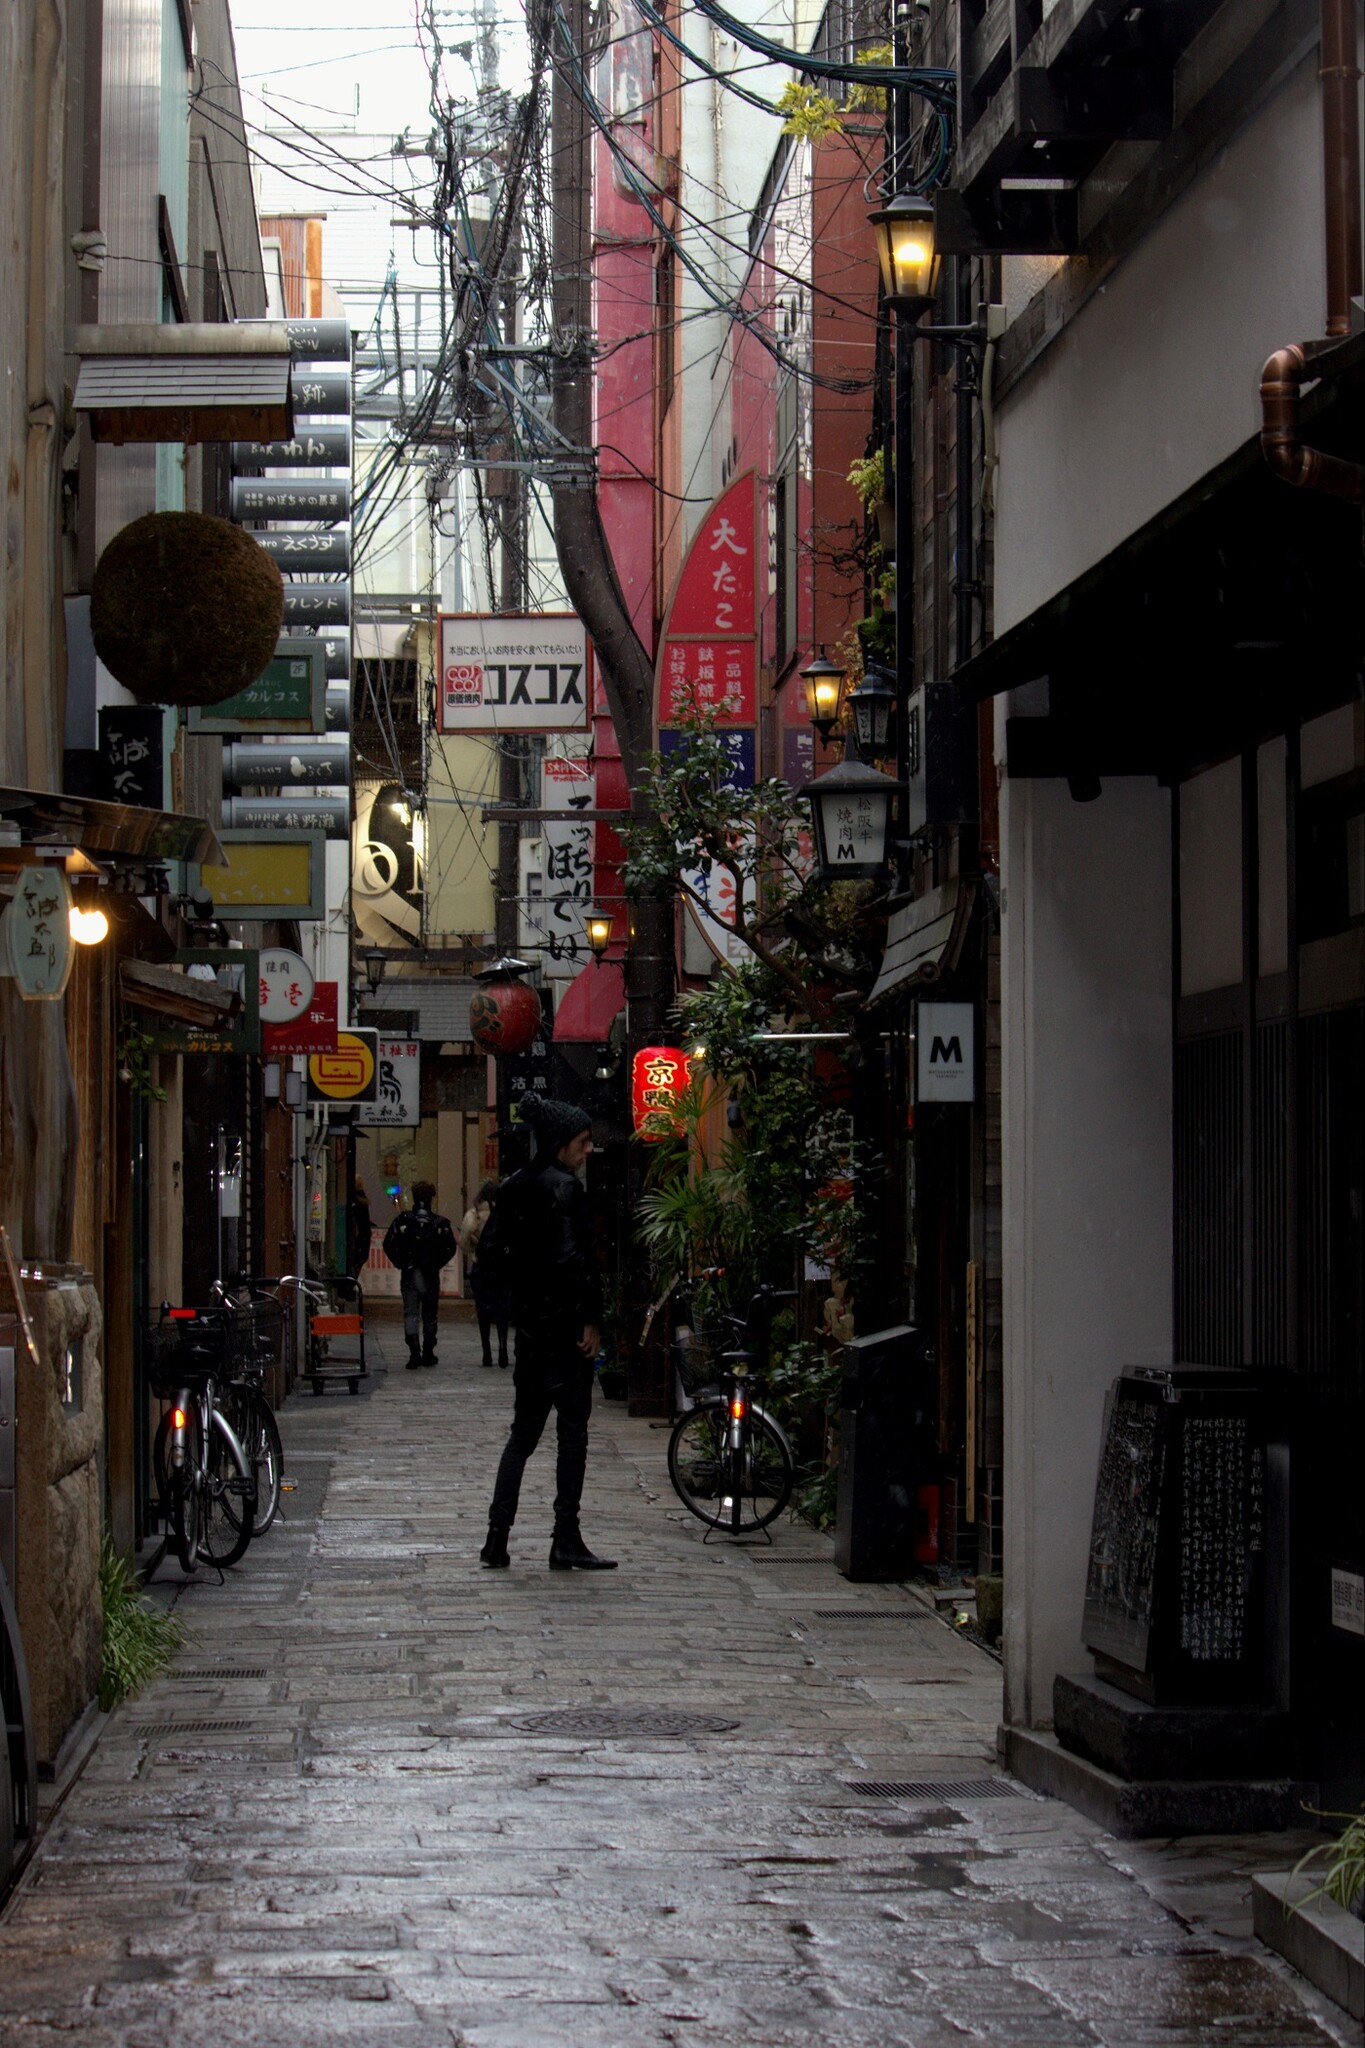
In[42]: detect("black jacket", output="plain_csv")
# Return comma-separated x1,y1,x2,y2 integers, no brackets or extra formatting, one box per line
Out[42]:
383,1203,457,1274
499,1156,602,1332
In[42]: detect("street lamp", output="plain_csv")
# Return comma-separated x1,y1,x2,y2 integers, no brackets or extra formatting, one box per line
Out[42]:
799,756,904,882
868,191,939,319
801,650,846,745
585,905,614,963
363,947,386,997
68,880,110,947
847,666,897,761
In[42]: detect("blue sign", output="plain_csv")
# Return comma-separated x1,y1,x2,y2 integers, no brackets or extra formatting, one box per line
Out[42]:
659,727,755,790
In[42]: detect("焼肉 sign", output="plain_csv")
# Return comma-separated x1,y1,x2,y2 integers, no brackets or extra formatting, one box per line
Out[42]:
437,613,589,733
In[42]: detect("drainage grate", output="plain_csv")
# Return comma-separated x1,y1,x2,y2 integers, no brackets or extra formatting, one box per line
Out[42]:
506,1708,740,1738
807,1609,934,1623
845,1778,1024,1801
132,1719,254,1737
176,1667,270,1681
752,1554,835,1564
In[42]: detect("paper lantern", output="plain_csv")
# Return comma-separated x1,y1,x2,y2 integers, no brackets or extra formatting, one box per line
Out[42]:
631,1045,693,1141
470,974,542,1057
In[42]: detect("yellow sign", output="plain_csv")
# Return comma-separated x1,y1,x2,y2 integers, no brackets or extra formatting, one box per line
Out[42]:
307,1031,377,1102
198,832,324,919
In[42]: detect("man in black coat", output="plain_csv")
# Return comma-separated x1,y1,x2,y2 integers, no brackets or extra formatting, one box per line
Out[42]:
383,1180,457,1370
479,1097,617,1572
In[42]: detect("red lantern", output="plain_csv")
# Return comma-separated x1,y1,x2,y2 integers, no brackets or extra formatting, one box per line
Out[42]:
631,1045,693,1141
470,973,543,1057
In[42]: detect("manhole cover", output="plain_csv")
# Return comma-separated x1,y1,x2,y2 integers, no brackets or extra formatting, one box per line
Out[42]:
845,1778,1024,1800
506,1708,740,1738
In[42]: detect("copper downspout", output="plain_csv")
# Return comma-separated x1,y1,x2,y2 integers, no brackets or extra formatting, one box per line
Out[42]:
1260,0,1365,496
1260,344,1365,501
1321,0,1362,337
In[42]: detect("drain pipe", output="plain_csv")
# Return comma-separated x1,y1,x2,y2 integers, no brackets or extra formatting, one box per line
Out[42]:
1260,0,1364,496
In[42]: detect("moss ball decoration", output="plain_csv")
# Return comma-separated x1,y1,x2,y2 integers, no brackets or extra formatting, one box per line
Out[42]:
91,512,285,707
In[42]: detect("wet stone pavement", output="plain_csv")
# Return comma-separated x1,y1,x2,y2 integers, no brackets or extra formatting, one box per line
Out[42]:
0,1317,1353,2047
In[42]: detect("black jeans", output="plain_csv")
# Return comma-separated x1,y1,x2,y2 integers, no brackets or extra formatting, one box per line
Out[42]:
400,1266,439,1354
488,1323,594,1536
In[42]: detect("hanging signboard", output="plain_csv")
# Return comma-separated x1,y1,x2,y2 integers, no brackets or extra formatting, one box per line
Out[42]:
264,978,338,1057
916,1001,975,1103
187,638,328,735
307,1028,378,1104
257,948,315,1025
655,473,760,965
6,867,74,1000
145,949,262,1056
357,1039,421,1127
437,612,589,733
539,752,594,980
196,830,327,921
98,705,167,808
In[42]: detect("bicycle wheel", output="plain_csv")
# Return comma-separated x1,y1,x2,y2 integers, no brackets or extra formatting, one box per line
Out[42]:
224,1385,282,1534
197,1412,255,1567
154,1410,199,1574
667,1402,794,1533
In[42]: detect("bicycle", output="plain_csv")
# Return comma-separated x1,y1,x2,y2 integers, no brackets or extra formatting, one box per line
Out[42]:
665,1282,797,1538
210,1282,285,1535
144,1306,257,1572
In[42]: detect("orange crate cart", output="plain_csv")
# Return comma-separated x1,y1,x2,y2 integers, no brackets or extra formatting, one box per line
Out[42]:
305,1277,367,1396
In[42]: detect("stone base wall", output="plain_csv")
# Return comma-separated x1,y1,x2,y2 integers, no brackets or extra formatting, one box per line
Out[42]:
15,1270,103,1766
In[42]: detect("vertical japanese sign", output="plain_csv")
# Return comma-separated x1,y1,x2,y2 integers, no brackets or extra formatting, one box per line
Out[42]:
6,867,74,1000
540,752,595,980
357,1041,421,1127
98,706,166,809
656,472,759,962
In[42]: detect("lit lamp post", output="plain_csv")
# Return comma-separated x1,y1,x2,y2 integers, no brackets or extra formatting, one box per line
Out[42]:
799,754,903,883
585,905,614,964
868,191,940,318
801,650,846,747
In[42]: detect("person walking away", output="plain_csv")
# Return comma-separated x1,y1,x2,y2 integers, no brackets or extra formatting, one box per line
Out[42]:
479,1098,616,1572
461,1179,510,1369
383,1181,457,1370
347,1180,373,1281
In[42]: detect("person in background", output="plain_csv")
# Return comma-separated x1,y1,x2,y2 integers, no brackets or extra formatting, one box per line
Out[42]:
347,1181,373,1281
479,1098,616,1572
461,1178,510,1370
382,1180,457,1370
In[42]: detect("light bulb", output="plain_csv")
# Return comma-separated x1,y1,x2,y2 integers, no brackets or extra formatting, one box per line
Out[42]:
69,905,109,946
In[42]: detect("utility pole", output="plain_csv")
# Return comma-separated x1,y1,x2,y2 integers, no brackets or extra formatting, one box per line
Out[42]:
546,0,675,1406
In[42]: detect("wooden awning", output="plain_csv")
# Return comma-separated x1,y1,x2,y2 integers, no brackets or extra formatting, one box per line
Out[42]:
119,959,239,1029
73,324,294,445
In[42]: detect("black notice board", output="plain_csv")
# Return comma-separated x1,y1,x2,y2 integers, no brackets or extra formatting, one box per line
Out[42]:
1083,1367,1267,1704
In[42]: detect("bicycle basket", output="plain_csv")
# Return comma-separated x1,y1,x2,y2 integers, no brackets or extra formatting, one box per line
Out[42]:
671,1327,720,1396
221,1296,285,1382
141,1309,230,1399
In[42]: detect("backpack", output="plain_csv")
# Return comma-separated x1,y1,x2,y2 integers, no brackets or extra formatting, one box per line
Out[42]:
384,1207,456,1272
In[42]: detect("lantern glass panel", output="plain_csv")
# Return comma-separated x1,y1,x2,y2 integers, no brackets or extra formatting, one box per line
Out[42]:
812,783,891,877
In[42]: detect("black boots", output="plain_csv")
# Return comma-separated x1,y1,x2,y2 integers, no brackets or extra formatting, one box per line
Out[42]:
421,1348,437,1369
406,1344,422,1371
548,1528,618,1572
480,1354,495,1369
480,1527,510,1569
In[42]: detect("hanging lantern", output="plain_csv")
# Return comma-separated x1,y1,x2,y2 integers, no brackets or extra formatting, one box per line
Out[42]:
631,1045,693,1141
469,957,542,1057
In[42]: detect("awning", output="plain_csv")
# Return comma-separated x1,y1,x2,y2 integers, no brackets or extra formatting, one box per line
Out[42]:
868,879,976,1006
73,323,293,445
552,960,626,1043
119,959,239,1029
956,331,1365,758
0,788,224,866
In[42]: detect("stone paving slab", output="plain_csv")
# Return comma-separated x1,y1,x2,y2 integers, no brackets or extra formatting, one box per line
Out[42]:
0,1317,1354,2047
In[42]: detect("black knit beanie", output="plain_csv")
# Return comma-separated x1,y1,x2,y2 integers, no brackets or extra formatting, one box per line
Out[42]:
519,1095,592,1155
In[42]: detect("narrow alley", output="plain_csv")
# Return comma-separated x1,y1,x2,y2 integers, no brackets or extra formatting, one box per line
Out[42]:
0,1325,1350,2048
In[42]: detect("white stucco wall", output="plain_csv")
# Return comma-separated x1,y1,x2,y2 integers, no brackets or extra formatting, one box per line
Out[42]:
999,769,1174,1729
994,56,1326,634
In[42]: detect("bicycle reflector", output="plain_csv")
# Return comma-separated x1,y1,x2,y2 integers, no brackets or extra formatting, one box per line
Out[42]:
731,1393,747,1420
169,1307,196,1321
170,1407,188,1430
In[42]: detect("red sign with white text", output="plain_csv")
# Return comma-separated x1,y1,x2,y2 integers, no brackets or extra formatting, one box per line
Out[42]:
263,978,338,1056
663,474,758,637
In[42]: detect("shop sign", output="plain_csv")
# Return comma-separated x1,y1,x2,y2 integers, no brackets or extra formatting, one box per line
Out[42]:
307,1029,377,1103
196,830,326,920
631,1045,693,1141
258,949,314,1024
264,979,337,1057
187,637,328,735
916,1001,975,1103
437,612,589,733
357,1040,420,1127
147,949,262,1055
98,705,166,807
540,752,594,981
6,867,74,1001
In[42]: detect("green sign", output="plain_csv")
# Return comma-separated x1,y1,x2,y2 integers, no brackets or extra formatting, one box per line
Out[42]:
187,637,328,734
144,949,262,1057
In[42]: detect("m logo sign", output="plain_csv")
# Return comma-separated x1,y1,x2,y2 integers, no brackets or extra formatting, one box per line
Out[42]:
917,1002,975,1103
